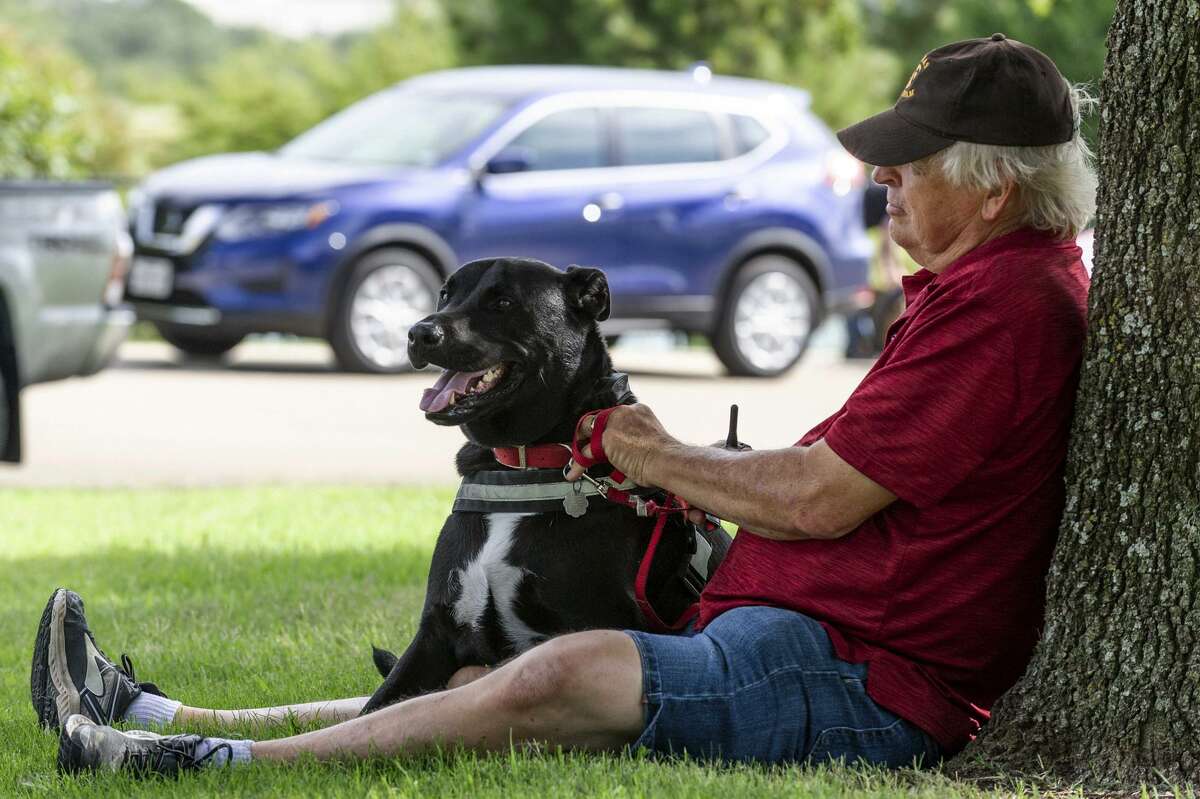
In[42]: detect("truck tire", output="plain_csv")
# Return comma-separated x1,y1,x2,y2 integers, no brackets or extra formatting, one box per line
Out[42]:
712,254,821,378
155,323,245,358
0,298,20,462
329,247,441,373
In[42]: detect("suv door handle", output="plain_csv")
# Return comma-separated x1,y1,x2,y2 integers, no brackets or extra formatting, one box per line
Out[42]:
723,184,757,206
594,192,624,211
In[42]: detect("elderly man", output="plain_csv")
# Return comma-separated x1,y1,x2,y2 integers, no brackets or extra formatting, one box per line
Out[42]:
50,35,1095,775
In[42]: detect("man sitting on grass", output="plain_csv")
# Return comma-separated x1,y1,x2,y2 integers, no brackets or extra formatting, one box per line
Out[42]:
39,36,1096,776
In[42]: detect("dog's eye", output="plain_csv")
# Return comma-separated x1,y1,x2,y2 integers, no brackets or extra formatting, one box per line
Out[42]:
491,297,513,312
438,288,449,306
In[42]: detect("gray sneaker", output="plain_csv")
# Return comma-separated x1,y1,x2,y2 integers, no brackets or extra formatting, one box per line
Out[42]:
31,588,168,729
58,714,221,776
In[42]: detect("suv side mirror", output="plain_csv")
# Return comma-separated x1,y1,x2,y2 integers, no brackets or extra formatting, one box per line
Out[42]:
485,147,535,175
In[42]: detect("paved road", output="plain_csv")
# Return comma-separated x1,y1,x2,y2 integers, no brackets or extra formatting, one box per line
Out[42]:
0,333,871,488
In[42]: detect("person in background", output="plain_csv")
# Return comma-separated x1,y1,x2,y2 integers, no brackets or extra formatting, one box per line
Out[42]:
845,183,909,359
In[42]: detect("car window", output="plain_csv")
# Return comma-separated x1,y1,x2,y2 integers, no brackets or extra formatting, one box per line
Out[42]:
281,91,509,167
731,114,770,155
506,108,607,171
616,107,722,166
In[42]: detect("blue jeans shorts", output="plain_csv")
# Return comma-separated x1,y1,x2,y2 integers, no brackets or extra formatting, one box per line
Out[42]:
624,605,940,767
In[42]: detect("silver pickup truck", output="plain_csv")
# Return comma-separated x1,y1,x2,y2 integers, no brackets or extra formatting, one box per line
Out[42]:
0,181,134,462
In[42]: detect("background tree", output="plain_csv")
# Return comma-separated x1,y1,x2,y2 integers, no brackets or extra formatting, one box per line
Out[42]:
0,26,131,178
0,0,1122,179
862,0,1114,92
445,0,899,129
963,0,1199,785
146,2,458,161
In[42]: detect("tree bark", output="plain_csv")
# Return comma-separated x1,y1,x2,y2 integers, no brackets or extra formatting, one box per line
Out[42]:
964,1,1200,785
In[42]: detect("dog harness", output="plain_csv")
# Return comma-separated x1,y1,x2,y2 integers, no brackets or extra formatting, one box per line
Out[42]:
456,376,730,633
452,464,647,516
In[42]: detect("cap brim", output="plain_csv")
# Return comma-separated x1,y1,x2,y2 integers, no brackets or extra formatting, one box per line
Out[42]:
836,108,955,167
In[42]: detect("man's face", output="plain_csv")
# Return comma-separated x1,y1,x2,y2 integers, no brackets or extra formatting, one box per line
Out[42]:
871,159,988,271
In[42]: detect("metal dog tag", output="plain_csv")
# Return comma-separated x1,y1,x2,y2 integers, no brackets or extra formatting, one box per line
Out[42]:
563,490,588,518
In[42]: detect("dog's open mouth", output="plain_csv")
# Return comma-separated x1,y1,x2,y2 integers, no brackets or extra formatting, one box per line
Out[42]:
419,363,512,415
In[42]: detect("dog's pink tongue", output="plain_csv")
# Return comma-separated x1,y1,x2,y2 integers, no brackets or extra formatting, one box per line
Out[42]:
420,368,487,413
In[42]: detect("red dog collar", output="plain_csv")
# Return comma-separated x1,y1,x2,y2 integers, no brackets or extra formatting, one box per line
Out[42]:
492,444,573,470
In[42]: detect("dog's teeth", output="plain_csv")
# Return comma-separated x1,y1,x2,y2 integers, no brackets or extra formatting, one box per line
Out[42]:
448,393,457,406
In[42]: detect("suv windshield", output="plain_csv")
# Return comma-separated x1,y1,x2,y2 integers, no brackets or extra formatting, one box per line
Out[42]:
281,91,509,167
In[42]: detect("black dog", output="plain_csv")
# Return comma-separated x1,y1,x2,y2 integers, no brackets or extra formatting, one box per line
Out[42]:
360,257,728,714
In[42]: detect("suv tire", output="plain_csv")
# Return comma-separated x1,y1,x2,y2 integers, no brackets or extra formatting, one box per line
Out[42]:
330,247,441,374
713,254,820,377
155,323,245,358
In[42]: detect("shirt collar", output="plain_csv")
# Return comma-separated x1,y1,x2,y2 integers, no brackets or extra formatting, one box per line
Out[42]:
901,227,1066,304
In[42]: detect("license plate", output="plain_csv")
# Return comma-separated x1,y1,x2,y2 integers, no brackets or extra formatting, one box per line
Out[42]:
129,256,174,299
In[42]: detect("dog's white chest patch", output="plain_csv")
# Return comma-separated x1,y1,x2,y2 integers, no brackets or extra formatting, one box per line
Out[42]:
452,513,543,651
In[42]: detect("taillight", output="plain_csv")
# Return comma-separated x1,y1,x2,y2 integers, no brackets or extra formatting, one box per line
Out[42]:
104,229,132,307
825,149,866,197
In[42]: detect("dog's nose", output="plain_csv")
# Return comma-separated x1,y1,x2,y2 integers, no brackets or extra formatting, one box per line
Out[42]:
408,320,445,350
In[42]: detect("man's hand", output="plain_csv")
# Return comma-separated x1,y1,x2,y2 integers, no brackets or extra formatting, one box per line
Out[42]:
566,403,896,540
565,404,676,485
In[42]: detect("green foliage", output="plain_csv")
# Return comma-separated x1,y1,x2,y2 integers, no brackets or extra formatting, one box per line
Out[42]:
445,0,901,129
0,26,131,179
168,44,332,159
0,0,263,96
167,4,458,161
0,0,1118,178
864,0,1114,92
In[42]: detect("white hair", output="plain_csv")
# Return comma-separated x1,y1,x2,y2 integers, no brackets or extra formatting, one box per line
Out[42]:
926,83,1098,239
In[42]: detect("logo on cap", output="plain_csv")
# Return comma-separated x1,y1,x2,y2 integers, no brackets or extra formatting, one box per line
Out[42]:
900,55,929,100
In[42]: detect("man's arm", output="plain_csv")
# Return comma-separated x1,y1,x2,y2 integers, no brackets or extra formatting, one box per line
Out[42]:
566,405,896,540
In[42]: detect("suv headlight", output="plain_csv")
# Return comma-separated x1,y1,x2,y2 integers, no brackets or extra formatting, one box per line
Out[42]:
214,200,339,241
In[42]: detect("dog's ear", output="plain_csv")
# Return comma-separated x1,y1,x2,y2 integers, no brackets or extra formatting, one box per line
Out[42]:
564,265,610,321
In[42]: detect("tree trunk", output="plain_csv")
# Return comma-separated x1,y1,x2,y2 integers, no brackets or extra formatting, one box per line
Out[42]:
964,1,1200,785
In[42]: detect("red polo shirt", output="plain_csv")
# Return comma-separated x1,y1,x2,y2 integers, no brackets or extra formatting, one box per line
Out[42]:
698,228,1089,754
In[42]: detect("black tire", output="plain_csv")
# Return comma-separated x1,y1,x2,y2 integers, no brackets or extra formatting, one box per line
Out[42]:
712,254,821,377
154,323,244,358
0,297,19,463
329,247,441,374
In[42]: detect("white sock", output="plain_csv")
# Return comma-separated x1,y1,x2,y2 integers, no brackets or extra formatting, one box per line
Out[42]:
123,691,182,727
193,737,254,767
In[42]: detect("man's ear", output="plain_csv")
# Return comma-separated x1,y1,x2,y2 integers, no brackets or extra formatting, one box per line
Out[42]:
981,179,1018,222
564,265,610,321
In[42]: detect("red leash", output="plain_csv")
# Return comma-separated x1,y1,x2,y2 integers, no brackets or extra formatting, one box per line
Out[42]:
492,407,708,633
571,407,699,633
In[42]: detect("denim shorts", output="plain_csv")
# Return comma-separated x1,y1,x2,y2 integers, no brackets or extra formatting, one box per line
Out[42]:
624,605,940,767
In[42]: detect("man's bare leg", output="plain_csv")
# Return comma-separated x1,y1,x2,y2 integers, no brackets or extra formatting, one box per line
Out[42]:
175,697,369,728
159,662,495,731
251,629,644,762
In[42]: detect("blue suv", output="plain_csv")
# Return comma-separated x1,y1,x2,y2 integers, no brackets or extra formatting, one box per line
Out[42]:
127,66,871,376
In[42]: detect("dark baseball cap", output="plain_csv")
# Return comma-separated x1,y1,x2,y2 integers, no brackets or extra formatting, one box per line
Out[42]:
837,34,1075,167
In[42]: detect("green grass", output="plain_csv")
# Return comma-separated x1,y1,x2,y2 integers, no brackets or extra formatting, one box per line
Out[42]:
0,487,1086,797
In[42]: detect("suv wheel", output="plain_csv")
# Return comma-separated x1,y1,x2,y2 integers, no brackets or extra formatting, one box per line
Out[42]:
155,323,245,358
713,255,820,377
330,247,440,373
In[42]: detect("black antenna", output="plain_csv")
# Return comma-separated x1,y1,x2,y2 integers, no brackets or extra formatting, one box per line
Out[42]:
725,404,739,449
